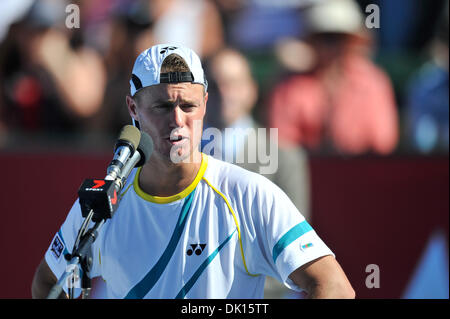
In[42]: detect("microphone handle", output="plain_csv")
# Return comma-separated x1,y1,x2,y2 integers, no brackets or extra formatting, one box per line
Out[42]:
106,144,133,181
115,151,141,190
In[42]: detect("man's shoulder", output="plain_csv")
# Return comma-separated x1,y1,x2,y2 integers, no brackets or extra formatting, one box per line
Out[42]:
203,154,277,195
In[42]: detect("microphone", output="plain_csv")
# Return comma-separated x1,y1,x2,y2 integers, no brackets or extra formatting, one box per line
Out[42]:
135,131,153,167
52,128,152,299
105,125,141,181
115,131,153,190
78,128,153,222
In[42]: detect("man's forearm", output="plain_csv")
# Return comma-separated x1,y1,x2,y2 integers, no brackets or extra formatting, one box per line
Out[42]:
31,259,66,299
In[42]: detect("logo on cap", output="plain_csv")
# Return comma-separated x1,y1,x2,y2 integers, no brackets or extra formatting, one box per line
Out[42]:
160,46,178,54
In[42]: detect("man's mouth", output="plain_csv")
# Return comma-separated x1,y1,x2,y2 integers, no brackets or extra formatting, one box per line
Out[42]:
167,135,187,145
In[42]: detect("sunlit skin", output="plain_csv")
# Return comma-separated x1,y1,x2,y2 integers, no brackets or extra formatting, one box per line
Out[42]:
126,82,208,197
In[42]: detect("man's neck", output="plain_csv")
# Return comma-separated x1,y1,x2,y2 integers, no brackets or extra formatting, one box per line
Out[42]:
138,152,202,197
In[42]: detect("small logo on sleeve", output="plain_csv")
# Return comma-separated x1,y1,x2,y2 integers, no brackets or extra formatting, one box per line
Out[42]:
50,234,65,261
300,242,313,251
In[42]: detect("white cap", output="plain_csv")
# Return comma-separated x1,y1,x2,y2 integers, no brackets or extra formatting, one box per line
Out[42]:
130,44,208,96
303,0,363,35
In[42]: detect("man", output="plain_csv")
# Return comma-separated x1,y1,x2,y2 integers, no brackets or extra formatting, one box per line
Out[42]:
32,44,355,299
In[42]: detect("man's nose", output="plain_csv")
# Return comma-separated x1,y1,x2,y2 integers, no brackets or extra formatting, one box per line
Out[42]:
169,105,185,128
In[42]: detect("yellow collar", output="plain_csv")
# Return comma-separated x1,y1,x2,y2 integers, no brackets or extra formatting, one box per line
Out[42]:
133,153,208,204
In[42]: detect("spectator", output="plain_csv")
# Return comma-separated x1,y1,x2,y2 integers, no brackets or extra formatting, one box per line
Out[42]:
226,0,306,51
206,48,310,218
404,3,449,153
268,0,399,155
91,2,153,135
135,0,224,59
0,0,106,136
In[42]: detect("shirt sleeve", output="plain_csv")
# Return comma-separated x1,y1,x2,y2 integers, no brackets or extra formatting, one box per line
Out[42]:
241,176,334,291
44,199,102,294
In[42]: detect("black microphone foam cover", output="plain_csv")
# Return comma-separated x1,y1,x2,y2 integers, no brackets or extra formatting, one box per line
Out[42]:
117,125,141,151
136,131,153,167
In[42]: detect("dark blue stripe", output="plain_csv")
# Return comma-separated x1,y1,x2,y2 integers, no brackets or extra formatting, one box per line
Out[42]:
175,229,237,299
124,191,195,299
272,221,313,264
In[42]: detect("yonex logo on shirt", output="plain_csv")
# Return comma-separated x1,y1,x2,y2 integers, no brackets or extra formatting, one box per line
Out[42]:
186,244,207,256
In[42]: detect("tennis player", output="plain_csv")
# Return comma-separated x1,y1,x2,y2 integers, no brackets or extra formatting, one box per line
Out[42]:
32,44,355,299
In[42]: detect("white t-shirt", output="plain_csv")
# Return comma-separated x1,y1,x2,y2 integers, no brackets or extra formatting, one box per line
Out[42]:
45,154,334,298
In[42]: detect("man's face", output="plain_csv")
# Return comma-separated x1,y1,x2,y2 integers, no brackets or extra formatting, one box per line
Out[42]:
127,83,207,163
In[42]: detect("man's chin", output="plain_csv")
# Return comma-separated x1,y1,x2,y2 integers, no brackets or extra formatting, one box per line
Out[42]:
169,145,201,164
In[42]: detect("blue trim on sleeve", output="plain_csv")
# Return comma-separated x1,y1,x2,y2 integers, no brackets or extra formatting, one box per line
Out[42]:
272,221,313,264
124,190,195,299
175,229,237,299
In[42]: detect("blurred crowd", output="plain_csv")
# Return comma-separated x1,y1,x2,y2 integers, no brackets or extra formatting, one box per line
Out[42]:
0,0,448,154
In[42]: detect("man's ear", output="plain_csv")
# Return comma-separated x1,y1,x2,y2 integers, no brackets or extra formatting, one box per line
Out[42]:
203,92,208,115
126,95,139,122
